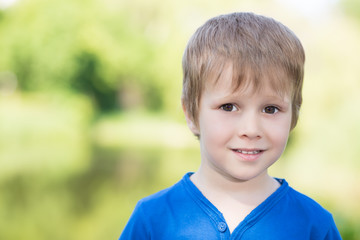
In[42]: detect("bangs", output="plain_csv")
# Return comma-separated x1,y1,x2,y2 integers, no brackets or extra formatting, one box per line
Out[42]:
208,59,294,99
234,63,293,99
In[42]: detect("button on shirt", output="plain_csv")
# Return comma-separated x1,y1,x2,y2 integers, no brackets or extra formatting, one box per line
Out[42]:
218,222,227,232
119,173,342,240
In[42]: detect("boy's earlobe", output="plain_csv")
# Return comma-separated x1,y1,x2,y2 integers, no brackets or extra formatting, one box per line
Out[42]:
186,116,200,136
182,102,200,136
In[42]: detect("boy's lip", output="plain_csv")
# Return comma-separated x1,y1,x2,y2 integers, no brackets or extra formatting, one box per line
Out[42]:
230,148,265,154
230,148,265,161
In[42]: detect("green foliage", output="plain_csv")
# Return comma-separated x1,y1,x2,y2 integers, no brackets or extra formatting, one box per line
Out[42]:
341,0,360,22
71,51,118,111
0,10,4,22
0,0,171,112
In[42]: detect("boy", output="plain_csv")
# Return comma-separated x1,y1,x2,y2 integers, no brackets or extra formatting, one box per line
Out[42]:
119,12,342,239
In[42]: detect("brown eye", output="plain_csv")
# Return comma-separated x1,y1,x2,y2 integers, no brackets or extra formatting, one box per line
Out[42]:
221,104,236,112
263,106,279,114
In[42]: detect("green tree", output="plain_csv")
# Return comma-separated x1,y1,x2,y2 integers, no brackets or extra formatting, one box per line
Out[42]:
0,0,171,112
341,0,360,21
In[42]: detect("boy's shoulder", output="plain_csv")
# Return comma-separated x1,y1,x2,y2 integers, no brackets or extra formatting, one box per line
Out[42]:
119,175,194,240
283,183,335,224
287,184,330,210
136,174,190,211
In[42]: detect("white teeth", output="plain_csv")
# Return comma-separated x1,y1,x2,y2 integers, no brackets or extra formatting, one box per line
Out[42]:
236,150,260,154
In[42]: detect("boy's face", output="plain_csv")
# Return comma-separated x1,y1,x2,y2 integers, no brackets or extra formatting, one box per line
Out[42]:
186,65,292,182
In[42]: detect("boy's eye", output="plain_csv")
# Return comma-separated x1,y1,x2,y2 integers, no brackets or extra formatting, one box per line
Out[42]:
220,103,237,112
263,106,279,114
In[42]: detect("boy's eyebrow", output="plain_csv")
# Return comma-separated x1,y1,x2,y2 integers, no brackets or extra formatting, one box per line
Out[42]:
216,92,291,104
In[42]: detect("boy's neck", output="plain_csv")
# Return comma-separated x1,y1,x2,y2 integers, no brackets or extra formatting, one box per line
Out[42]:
190,168,280,204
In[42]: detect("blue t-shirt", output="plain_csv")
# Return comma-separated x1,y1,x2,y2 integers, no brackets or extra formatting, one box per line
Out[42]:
120,173,342,239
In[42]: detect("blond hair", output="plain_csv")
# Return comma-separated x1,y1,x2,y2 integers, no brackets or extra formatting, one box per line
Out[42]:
182,12,305,130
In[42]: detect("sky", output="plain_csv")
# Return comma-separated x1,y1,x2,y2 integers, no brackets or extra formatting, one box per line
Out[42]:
0,0,17,9
276,0,339,18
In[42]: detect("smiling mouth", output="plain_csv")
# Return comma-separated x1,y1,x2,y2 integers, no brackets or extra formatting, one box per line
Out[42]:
232,149,263,154
231,149,264,161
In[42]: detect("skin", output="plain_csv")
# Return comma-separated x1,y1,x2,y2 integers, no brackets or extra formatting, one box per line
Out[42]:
183,63,293,233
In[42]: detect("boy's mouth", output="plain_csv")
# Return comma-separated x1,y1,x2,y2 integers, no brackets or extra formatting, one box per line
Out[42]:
231,149,264,154
234,149,261,154
231,148,264,161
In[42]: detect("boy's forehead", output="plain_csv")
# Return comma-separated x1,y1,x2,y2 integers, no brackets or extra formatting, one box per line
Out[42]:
205,61,293,98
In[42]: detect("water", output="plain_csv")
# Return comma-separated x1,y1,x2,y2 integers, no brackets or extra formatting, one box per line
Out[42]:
0,144,200,240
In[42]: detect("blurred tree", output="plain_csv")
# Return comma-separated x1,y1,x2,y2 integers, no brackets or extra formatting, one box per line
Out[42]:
0,0,170,113
0,9,4,22
341,0,360,21
71,51,118,111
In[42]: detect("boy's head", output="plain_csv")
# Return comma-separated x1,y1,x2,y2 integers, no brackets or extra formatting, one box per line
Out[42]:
182,12,305,135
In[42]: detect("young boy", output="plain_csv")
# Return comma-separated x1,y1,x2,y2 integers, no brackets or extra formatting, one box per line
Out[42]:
119,12,342,239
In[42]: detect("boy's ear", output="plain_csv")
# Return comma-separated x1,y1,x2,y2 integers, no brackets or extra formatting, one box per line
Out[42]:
182,102,200,136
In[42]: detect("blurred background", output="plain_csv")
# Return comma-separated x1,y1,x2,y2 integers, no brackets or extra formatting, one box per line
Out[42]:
0,0,359,239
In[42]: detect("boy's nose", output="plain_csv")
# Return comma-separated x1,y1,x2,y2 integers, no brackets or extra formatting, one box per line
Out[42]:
236,112,262,140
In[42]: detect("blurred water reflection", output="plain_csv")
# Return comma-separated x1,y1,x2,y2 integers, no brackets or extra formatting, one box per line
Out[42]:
0,121,200,239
